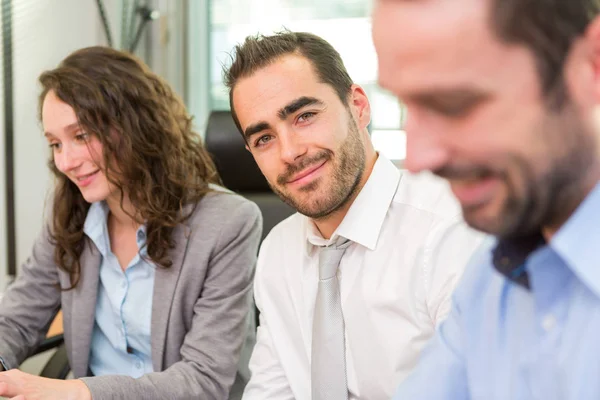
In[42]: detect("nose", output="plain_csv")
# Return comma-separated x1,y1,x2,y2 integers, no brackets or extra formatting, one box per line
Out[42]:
54,144,83,173
402,112,450,174
279,128,308,165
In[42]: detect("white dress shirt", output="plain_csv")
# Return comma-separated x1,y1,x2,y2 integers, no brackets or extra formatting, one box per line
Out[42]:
243,155,485,400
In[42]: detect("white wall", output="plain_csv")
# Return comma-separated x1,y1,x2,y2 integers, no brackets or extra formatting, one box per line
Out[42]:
0,0,6,290
9,0,117,281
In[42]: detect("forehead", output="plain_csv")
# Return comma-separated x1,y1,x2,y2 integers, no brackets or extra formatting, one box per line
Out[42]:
232,54,336,128
42,91,78,129
373,0,538,97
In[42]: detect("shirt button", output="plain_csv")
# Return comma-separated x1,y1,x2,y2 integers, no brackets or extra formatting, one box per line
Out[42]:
135,361,142,369
542,314,556,332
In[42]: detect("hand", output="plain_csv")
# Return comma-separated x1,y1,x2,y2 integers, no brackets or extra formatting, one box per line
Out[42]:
0,369,91,400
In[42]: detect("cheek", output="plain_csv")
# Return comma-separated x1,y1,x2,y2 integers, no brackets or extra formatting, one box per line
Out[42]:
452,102,543,165
99,170,111,185
52,153,65,172
87,140,105,165
318,122,345,151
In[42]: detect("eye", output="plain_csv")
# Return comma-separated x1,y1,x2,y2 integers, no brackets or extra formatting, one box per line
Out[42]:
425,95,485,119
49,142,61,151
434,103,473,118
297,111,316,123
254,134,273,148
75,132,90,142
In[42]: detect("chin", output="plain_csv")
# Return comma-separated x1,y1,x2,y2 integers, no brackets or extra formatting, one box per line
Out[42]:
79,189,109,204
465,202,516,235
462,202,496,233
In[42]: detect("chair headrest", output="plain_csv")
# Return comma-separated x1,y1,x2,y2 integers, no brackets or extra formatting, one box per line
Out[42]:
204,110,271,192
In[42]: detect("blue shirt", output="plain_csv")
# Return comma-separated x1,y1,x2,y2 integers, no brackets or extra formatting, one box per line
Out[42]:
394,181,600,400
84,201,155,378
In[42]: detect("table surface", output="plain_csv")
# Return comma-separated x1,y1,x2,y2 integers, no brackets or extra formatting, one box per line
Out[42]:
47,311,63,337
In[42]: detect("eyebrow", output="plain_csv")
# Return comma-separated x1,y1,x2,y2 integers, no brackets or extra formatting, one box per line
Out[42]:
277,96,322,120
243,96,324,140
409,87,489,108
43,122,81,138
243,121,271,140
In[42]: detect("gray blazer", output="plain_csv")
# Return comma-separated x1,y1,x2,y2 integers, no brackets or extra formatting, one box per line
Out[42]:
0,189,262,399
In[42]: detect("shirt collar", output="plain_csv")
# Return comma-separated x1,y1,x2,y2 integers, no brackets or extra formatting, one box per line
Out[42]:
305,154,401,254
492,180,600,292
492,233,543,289
84,201,111,257
550,180,600,298
83,201,149,257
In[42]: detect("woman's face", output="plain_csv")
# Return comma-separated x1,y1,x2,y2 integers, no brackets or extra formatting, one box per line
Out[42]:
42,90,115,204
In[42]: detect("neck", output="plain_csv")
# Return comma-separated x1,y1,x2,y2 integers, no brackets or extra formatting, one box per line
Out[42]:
313,152,378,239
105,194,139,230
541,167,600,241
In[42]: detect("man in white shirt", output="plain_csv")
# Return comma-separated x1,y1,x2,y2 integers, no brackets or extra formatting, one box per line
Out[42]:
224,31,484,399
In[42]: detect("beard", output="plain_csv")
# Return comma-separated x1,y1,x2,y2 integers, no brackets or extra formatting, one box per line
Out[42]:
435,100,597,239
268,116,366,219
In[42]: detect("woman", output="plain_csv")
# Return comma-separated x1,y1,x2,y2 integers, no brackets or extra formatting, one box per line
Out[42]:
0,46,261,400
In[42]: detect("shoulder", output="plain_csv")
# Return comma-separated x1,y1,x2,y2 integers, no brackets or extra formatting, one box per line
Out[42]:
391,170,480,249
255,212,304,275
187,185,262,226
390,170,488,277
182,185,263,251
393,170,462,220
260,211,304,250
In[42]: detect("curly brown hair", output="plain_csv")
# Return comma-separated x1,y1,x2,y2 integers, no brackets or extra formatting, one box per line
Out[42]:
39,46,221,288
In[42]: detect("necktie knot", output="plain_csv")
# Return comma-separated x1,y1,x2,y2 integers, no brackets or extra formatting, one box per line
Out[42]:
318,238,350,280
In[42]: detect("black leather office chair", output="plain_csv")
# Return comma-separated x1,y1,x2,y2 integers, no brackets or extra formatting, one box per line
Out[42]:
204,110,296,241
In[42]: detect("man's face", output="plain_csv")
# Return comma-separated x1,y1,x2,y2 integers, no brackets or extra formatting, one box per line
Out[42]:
373,0,600,237
232,54,372,219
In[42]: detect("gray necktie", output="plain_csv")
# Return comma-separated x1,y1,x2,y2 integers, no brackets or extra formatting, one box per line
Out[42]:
311,239,351,400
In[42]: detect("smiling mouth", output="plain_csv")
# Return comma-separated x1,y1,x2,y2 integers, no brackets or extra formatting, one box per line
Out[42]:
76,170,99,182
450,176,499,208
287,160,327,184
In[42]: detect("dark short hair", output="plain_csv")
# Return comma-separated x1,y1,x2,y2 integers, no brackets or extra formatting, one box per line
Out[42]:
223,31,354,135
491,0,600,108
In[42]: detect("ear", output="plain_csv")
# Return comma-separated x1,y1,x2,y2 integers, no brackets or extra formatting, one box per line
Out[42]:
348,84,371,130
572,16,600,107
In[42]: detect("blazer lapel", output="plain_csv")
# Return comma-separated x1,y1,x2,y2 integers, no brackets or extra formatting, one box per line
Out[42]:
151,221,191,371
70,240,101,377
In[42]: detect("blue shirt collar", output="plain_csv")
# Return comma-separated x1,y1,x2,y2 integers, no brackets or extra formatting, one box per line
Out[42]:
83,201,148,258
492,180,600,291
84,201,111,257
550,180,600,298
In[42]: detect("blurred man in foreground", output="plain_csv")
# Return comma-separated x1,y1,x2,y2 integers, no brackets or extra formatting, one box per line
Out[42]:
373,0,600,398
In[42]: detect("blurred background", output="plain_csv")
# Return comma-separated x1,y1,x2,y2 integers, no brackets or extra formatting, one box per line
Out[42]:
0,0,406,291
